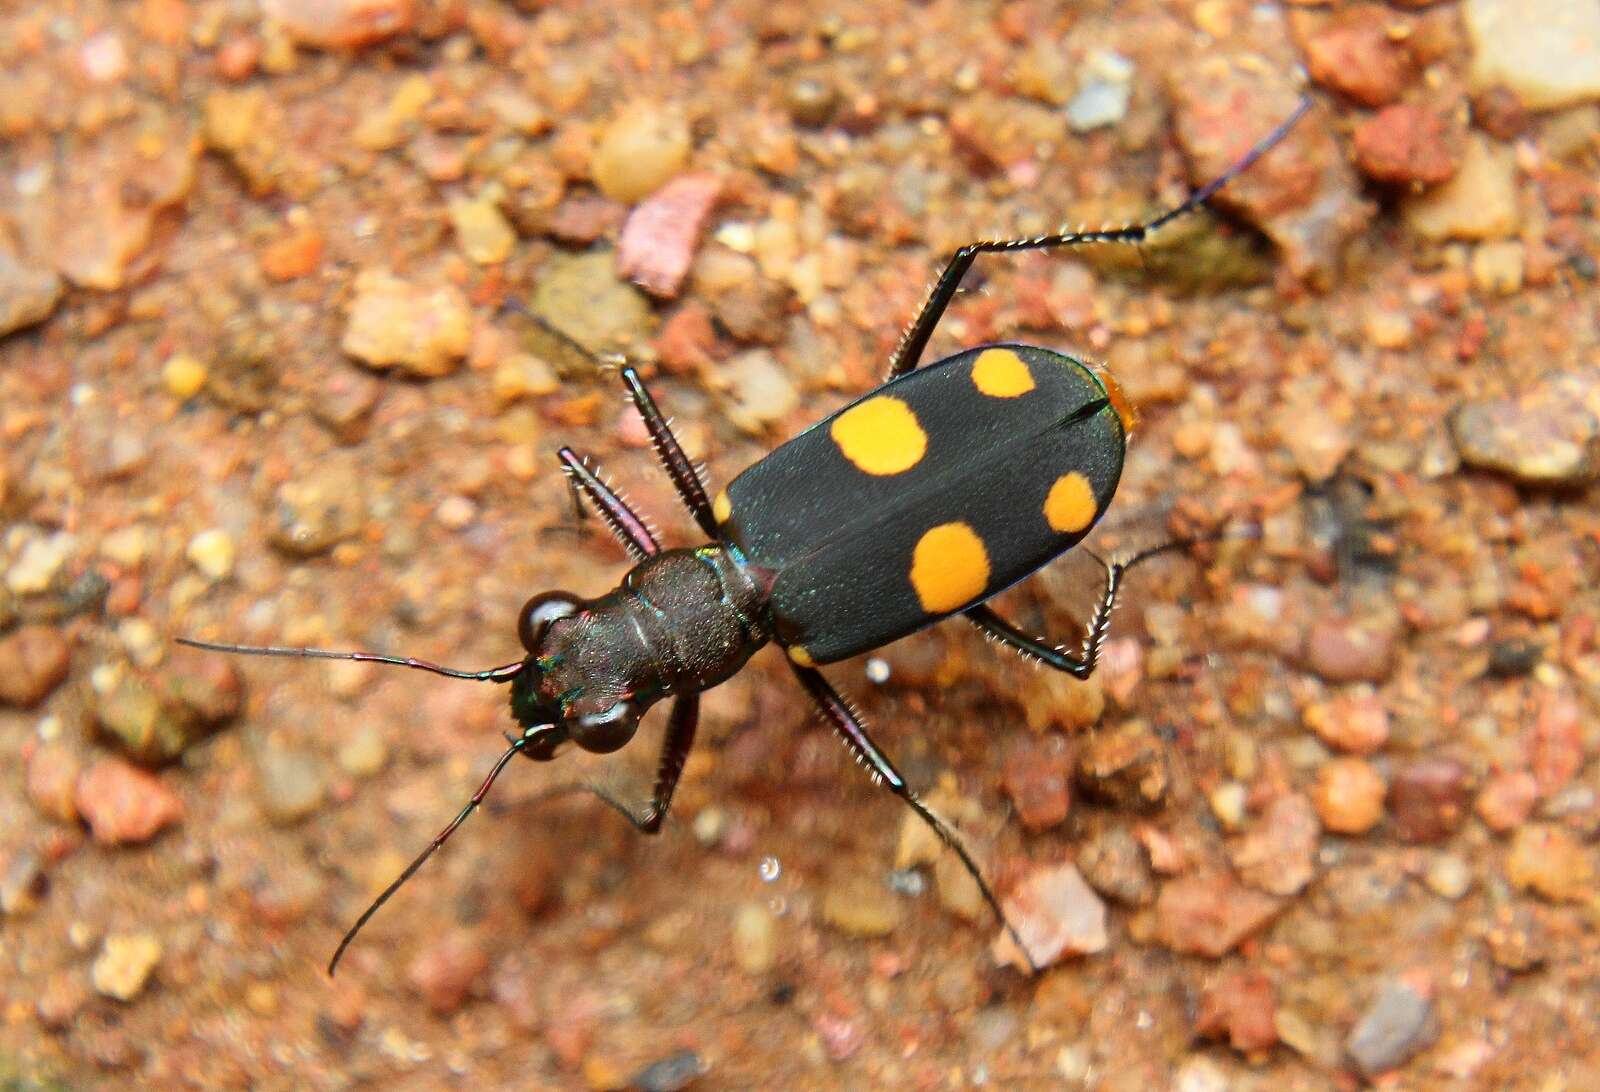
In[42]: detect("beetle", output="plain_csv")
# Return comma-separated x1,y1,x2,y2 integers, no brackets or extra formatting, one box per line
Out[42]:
181,98,1310,974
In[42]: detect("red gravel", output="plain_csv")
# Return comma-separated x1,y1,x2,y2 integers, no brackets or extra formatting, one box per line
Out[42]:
74,760,184,846
1353,103,1464,185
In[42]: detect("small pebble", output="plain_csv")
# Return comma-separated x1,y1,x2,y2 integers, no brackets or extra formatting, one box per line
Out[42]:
992,862,1107,971
1471,240,1524,295
1208,781,1248,831
1403,135,1518,241
691,806,726,847
92,932,163,1001
1302,9,1412,107
1506,823,1594,903
1476,770,1538,833
1021,668,1105,732
268,459,364,556
36,971,90,1030
117,618,161,669
1424,854,1473,900
1389,758,1471,844
1464,0,1600,111
529,251,654,357
491,354,560,405
814,1011,864,1062
163,646,244,726
723,350,799,434
1173,1054,1230,1092
1155,874,1284,957
629,1050,706,1092
1304,617,1396,684
215,35,262,82
1167,59,1370,280
1303,690,1389,754
1076,824,1155,906
1484,905,1546,972
256,747,326,826
1000,735,1071,832
617,172,724,300
0,849,48,916
342,270,472,378
100,525,151,568
1363,305,1415,349
186,528,236,581
76,759,184,844
352,74,433,150
1194,969,1278,1055
1228,793,1319,896
733,902,776,974
93,672,194,765
695,248,789,345
1532,690,1583,795
262,0,414,49
1065,52,1134,132
162,352,209,399
1074,720,1169,812
1346,973,1438,1078
0,251,63,337
545,193,627,245
933,853,984,922
26,741,82,823
1313,758,1387,835
592,102,691,204
1449,374,1600,486
407,930,489,1013
448,197,516,265
0,625,71,707
821,873,902,938
337,724,388,778
7,532,76,596
260,225,324,281
435,495,477,530
783,76,838,126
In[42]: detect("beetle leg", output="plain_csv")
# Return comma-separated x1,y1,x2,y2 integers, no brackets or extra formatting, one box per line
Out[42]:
581,693,699,834
620,368,720,540
558,447,659,560
886,97,1311,379
510,308,716,534
966,530,1223,676
788,661,1040,973
963,557,1122,681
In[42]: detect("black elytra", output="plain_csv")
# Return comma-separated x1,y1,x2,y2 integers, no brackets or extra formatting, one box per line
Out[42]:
179,97,1311,976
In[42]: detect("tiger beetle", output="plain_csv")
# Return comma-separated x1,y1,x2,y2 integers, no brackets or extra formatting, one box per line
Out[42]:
181,97,1311,975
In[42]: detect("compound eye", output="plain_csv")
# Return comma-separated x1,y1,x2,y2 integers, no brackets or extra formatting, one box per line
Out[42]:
518,591,579,651
569,700,640,754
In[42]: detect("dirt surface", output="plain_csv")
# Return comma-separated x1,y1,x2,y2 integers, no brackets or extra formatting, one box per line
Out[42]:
3,1,1599,1089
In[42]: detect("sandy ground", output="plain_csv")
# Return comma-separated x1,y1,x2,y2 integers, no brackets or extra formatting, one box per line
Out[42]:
2,1,1599,1089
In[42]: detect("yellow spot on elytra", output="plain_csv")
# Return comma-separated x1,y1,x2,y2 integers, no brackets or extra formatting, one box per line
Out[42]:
830,396,926,476
1044,472,1097,533
713,489,732,523
910,522,990,614
971,348,1035,398
788,645,815,667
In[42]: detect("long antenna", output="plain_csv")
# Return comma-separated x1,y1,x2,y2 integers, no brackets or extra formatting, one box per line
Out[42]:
328,736,531,975
175,637,523,683
1142,95,1314,235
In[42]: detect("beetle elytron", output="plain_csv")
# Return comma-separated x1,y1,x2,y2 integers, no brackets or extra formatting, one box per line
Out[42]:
182,98,1310,974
